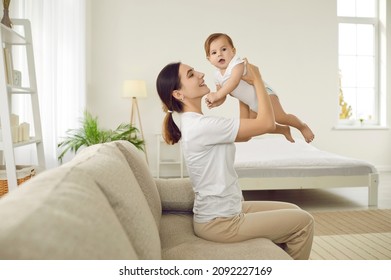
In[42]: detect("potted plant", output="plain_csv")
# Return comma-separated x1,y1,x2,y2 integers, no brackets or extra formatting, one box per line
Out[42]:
57,111,144,163
1,0,13,28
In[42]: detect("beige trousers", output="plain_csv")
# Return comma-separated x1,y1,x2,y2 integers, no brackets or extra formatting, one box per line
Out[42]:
193,201,314,260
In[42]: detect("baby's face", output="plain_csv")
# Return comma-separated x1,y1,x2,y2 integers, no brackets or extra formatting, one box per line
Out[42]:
207,36,236,70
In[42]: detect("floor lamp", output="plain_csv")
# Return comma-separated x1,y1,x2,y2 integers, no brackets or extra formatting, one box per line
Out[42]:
122,80,148,164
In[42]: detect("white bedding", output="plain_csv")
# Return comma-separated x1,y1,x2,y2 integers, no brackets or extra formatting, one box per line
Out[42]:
234,136,377,178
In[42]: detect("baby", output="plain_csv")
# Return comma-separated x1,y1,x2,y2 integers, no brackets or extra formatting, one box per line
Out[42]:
204,33,314,143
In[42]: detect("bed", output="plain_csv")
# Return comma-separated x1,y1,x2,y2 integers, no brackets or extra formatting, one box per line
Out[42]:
234,136,379,206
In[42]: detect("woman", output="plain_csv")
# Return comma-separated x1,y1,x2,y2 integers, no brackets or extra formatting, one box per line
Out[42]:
156,59,314,260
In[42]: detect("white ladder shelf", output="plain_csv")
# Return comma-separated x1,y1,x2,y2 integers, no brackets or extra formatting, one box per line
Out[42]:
0,19,45,192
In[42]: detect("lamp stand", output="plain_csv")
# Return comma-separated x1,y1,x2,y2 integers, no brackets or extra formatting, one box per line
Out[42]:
130,97,148,164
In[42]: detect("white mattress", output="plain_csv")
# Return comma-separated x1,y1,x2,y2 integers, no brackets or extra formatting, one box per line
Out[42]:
234,137,377,178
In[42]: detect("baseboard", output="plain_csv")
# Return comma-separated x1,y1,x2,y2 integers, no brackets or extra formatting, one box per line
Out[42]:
376,165,391,172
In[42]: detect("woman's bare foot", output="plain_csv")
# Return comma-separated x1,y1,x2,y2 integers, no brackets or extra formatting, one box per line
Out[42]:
300,124,315,143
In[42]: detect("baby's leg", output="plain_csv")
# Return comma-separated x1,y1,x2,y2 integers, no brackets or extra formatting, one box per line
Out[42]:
250,110,295,143
250,110,294,142
274,124,295,143
270,95,315,143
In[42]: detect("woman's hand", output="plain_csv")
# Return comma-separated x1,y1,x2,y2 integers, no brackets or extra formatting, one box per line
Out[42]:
235,58,275,142
241,58,262,86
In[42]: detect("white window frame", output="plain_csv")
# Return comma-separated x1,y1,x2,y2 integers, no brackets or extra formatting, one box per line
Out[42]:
336,0,387,129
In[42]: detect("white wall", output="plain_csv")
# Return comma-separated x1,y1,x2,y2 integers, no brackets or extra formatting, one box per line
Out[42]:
87,0,391,176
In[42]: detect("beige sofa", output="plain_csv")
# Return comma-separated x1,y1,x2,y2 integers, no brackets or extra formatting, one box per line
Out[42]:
0,141,291,260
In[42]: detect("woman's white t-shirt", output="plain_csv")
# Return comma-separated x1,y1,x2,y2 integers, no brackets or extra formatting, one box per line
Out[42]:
180,112,242,223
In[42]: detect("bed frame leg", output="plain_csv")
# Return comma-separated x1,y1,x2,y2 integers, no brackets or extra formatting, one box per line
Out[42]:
368,173,379,207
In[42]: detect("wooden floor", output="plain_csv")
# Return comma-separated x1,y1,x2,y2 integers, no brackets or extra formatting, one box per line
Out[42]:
309,209,391,260
243,171,391,212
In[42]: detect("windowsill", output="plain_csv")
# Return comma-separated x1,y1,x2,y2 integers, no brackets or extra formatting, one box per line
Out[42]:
333,124,389,130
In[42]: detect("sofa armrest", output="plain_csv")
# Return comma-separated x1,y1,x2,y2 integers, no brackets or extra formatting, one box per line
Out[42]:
154,178,194,212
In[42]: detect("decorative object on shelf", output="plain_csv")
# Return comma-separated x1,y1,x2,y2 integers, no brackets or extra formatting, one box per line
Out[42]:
2,47,13,84
12,69,21,86
338,70,352,120
57,111,145,163
122,79,148,163
0,165,35,197
5,114,30,143
1,0,12,28
10,113,18,126
19,122,30,141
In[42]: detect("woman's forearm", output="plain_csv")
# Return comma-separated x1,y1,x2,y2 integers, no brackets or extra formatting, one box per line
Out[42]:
253,78,275,129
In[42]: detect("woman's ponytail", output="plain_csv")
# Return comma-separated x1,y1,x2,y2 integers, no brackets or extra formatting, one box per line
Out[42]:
156,62,183,144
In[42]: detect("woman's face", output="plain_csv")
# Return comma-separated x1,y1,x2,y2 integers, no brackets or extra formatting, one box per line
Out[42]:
178,63,210,99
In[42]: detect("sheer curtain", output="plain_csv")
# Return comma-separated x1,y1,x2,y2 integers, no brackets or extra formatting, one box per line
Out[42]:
10,0,86,168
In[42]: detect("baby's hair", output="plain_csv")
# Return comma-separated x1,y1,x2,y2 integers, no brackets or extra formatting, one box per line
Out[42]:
204,33,235,57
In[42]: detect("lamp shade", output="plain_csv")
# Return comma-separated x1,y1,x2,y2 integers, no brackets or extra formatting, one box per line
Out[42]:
122,80,147,98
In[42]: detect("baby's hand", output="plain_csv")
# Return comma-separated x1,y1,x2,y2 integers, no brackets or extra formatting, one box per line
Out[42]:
205,92,216,109
205,92,226,109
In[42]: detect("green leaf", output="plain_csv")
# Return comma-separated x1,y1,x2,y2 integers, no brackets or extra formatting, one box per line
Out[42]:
57,111,145,162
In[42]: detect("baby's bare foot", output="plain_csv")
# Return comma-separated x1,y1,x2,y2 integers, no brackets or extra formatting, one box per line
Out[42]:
301,124,315,143
282,126,295,143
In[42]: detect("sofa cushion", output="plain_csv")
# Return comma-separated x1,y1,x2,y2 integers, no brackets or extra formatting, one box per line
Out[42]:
71,143,161,259
155,178,194,212
0,166,137,260
160,214,292,260
115,141,162,227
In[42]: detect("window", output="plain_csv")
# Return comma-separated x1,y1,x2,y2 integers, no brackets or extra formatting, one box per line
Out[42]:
10,0,86,167
337,0,381,126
